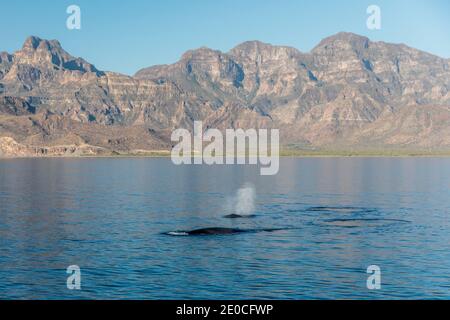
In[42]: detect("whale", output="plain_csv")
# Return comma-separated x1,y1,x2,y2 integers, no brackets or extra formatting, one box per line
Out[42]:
185,227,245,235
164,227,295,236
306,206,377,213
223,214,258,219
164,227,244,236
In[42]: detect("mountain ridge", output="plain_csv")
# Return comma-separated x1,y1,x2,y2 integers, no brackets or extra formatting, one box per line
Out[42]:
1,32,449,157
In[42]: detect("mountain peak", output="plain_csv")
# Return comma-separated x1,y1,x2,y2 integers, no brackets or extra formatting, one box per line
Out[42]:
319,32,369,43
22,36,42,50
12,36,104,76
231,40,299,53
180,46,223,61
22,36,63,52
231,40,272,50
229,40,302,62
313,32,370,52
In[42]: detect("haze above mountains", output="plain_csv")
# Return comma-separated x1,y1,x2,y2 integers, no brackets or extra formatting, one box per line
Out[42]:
0,32,449,156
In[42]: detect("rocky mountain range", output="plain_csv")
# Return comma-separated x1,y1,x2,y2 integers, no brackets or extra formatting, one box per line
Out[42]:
1,32,449,156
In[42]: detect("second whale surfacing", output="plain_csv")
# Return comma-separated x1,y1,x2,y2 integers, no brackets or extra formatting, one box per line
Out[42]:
223,214,258,219
164,227,294,236
185,227,245,235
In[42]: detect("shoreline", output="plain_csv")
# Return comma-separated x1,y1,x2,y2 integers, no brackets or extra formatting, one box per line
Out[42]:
1,151,450,160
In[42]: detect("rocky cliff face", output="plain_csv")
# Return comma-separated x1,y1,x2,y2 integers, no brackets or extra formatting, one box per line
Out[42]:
1,33,449,156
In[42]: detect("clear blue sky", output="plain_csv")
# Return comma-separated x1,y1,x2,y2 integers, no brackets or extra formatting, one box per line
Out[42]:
0,0,449,75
